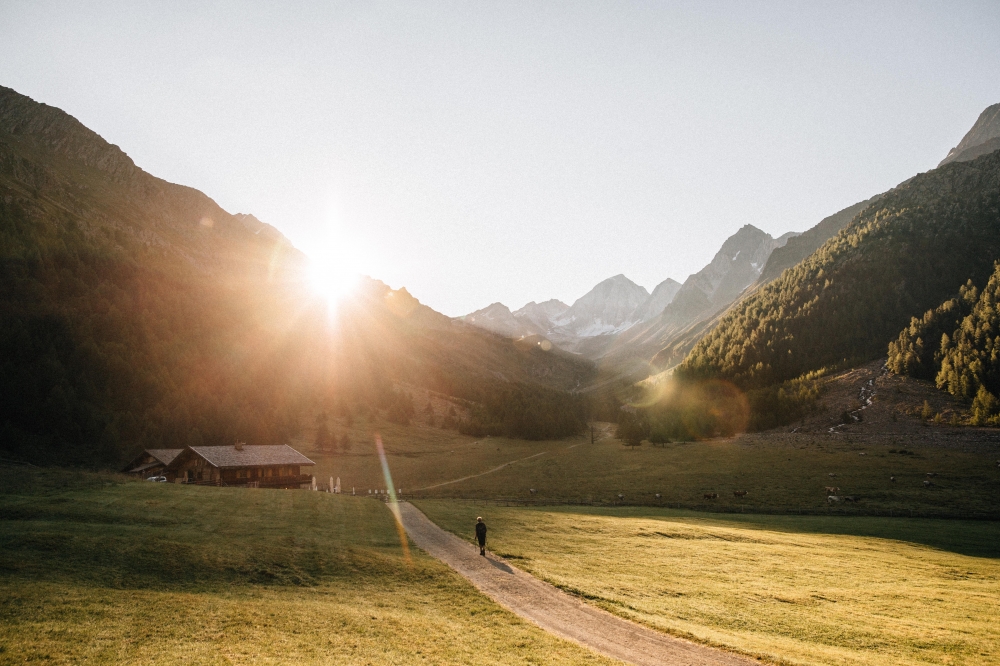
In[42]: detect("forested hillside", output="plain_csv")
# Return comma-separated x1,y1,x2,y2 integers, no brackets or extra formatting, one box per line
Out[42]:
678,149,1000,389
0,86,592,467
889,262,1000,423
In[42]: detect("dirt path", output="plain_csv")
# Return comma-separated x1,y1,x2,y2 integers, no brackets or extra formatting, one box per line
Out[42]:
397,502,754,666
413,451,550,491
413,430,605,492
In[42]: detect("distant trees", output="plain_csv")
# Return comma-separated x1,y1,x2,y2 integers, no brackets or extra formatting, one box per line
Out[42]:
386,390,415,425
890,262,1000,425
315,417,331,452
457,381,587,440
616,408,649,447
442,405,458,430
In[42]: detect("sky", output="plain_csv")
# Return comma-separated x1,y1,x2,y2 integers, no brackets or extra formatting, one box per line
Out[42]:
1,2,998,316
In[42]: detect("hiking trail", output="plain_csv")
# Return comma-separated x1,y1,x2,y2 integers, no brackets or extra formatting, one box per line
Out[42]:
396,502,754,666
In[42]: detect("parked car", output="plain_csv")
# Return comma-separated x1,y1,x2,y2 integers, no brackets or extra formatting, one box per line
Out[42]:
146,475,167,482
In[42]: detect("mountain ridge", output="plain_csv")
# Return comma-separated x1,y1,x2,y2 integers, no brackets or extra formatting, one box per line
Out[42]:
680,148,1000,389
0,85,594,465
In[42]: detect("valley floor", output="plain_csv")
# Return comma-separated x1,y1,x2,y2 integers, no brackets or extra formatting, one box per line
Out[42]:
0,467,612,665
397,501,752,666
302,364,1000,519
416,500,1000,666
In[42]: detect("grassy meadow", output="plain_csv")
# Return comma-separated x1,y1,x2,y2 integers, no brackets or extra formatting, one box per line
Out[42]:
0,466,614,665
417,500,1000,666
300,418,1000,518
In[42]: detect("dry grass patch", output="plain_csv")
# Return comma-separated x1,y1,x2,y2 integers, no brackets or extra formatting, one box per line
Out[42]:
417,501,1000,665
0,467,613,665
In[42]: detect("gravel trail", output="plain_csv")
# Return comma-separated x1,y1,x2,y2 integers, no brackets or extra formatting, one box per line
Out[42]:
397,502,754,666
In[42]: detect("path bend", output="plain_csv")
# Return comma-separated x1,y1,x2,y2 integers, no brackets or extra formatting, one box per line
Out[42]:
397,502,754,666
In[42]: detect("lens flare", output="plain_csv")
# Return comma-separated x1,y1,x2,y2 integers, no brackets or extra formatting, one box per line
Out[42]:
375,433,411,565
305,223,367,312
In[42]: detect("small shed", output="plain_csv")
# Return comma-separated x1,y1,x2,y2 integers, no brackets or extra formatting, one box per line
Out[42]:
163,443,315,488
122,448,183,478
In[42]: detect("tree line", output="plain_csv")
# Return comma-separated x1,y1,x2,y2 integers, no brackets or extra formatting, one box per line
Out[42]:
889,262,1000,425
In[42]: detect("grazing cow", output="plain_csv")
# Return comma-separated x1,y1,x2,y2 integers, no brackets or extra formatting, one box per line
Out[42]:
926,472,938,477
617,493,624,500
890,476,896,483
529,488,537,494
825,486,840,494
843,496,859,502
703,493,718,500
923,480,933,487
733,490,748,497
828,473,837,477
827,495,842,503
655,493,661,499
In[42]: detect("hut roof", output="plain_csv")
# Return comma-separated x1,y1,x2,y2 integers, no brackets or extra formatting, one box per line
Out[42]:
184,444,315,469
147,448,184,465
122,448,183,474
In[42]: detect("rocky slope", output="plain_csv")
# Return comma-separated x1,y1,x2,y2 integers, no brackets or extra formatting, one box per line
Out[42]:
752,196,881,288
550,274,649,339
629,278,682,323
600,225,795,368
515,299,570,333
940,103,1000,166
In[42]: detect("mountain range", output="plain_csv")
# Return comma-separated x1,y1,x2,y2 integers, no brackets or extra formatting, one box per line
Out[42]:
462,224,799,368
464,102,1000,383
2,80,998,461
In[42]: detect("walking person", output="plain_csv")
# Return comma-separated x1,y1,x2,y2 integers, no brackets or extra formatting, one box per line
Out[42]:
475,516,487,556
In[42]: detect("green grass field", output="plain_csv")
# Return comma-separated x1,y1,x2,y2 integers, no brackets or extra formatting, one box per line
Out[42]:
0,466,614,665
300,419,1000,518
416,500,1000,666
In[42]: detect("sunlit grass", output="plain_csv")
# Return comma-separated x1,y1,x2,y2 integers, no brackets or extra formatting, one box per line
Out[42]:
0,467,612,665
417,501,1000,666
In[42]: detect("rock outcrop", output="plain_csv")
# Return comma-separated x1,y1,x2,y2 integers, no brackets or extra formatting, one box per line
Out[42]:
940,103,1000,166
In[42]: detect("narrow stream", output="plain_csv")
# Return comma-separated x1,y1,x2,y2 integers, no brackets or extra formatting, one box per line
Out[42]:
829,364,887,433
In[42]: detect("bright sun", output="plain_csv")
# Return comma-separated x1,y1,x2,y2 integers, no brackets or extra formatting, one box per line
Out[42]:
307,242,363,310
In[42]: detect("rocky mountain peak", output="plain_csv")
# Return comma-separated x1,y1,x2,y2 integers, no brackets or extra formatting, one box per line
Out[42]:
462,302,525,338
514,299,569,332
630,277,682,323
554,274,649,337
940,102,1000,166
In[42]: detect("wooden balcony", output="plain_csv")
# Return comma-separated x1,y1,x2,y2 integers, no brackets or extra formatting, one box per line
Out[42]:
179,474,313,488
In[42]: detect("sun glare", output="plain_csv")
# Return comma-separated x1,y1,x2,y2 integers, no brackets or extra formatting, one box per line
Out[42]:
307,241,363,311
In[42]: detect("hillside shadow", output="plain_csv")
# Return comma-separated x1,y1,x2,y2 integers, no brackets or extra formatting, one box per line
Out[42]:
538,506,1000,559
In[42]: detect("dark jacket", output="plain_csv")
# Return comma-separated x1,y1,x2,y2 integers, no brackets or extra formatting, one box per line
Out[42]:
475,522,487,544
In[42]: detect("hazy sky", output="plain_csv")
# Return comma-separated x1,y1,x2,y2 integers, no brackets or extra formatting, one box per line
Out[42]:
2,2,998,316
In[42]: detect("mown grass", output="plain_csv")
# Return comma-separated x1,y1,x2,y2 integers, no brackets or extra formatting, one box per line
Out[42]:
0,466,614,665
417,500,1000,666
305,419,1000,518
